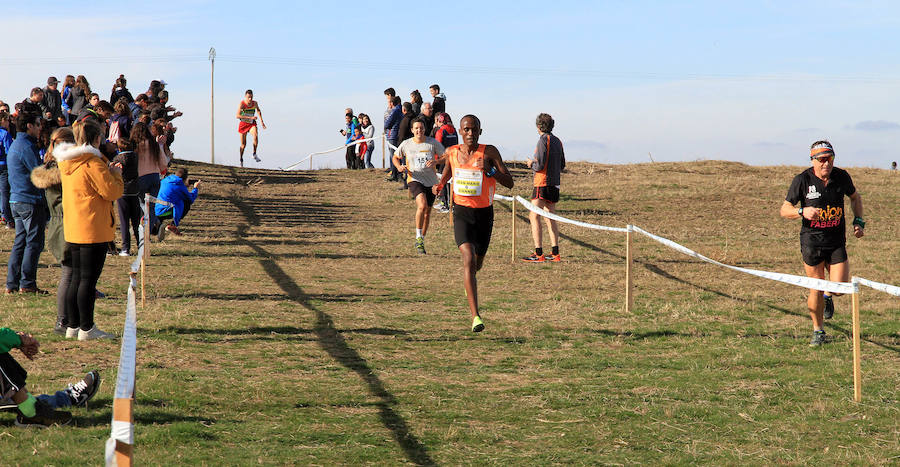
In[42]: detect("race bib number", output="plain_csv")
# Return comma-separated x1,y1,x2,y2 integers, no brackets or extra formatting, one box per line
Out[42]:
454,168,483,197
410,152,431,171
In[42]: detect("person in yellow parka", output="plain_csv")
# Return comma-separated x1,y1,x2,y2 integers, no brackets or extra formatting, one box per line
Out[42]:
55,119,123,341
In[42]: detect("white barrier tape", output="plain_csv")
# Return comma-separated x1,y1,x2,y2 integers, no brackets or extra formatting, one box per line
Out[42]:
146,194,172,207
283,135,386,170
106,282,138,464
110,420,134,444
631,225,857,295
493,194,514,201
854,276,900,297
130,202,146,274
514,196,629,233
112,285,138,400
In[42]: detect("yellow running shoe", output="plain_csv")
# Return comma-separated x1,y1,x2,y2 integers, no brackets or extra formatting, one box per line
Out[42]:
472,315,484,333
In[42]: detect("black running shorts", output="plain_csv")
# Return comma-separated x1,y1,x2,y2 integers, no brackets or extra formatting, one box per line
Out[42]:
453,205,494,256
531,186,560,203
801,244,848,266
408,181,436,207
0,353,27,400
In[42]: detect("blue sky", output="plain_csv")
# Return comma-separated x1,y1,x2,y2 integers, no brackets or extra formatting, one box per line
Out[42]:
2,1,899,169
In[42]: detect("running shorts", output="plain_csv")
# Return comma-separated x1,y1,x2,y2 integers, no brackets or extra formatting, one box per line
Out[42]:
531,186,560,203
238,121,256,134
408,182,436,207
453,205,494,256
0,353,27,400
801,244,848,266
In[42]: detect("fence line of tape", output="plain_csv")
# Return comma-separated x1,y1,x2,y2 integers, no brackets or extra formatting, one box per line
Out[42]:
282,135,386,171
146,194,172,207
854,276,900,298
104,278,138,466
512,195,629,233
630,225,857,295
495,193,865,295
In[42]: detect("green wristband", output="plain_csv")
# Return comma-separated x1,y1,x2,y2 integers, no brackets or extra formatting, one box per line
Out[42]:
853,217,865,229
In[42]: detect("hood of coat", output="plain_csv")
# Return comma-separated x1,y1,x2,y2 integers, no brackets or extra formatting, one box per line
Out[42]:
54,143,104,175
30,160,61,189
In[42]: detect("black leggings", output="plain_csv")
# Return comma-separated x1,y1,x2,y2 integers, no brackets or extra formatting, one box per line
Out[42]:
117,196,142,253
57,259,73,327
65,243,108,331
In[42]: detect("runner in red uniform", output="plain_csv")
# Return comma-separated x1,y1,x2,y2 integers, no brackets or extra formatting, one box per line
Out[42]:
433,115,514,332
236,90,266,167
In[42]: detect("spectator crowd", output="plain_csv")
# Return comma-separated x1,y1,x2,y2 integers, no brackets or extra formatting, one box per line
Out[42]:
341,84,456,211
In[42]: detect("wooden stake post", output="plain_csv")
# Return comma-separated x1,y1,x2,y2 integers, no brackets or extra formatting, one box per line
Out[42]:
511,198,516,263
382,134,386,169
851,279,862,402
625,225,634,313
142,198,149,309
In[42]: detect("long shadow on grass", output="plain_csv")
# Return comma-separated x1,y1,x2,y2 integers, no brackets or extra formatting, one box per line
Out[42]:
228,191,435,466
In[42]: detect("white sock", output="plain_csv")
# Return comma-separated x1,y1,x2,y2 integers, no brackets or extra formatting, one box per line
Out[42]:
416,229,423,239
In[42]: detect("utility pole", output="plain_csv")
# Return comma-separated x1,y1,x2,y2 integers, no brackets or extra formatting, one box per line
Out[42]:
209,47,216,164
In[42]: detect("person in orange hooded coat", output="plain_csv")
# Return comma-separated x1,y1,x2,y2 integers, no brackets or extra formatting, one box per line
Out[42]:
56,119,123,341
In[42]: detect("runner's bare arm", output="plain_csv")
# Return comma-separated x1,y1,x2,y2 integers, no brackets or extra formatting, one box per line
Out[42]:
392,150,406,173
849,191,864,237
433,162,452,195
255,103,266,128
236,105,245,120
485,145,514,189
780,200,818,220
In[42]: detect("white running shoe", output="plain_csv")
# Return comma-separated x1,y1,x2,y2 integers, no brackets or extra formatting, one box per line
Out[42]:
253,153,261,163
65,327,79,339
78,326,116,341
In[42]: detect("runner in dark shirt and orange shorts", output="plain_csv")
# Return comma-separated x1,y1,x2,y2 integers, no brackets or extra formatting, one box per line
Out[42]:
523,113,565,263
780,140,865,347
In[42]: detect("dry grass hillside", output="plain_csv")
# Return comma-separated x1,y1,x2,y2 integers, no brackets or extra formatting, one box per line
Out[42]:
1,159,898,465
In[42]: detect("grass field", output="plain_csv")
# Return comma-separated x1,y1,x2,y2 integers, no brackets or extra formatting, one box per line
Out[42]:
1,159,898,465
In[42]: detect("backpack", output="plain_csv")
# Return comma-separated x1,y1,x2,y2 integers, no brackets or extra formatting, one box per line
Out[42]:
438,126,458,147
108,120,121,143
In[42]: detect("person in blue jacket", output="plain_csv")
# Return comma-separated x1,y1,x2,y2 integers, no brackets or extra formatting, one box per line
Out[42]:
6,106,50,294
155,167,199,239
384,95,403,181
0,109,13,227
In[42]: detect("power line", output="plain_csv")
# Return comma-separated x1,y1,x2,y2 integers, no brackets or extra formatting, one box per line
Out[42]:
3,53,898,83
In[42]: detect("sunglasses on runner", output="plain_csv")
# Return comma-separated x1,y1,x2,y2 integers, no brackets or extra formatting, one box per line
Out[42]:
811,155,834,163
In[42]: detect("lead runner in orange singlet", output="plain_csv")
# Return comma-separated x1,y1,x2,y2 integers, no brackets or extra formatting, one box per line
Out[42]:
236,89,266,167
433,115,514,332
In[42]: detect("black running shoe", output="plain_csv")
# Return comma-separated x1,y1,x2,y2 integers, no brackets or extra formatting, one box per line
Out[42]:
15,400,72,428
67,370,101,407
823,295,835,320
809,330,827,347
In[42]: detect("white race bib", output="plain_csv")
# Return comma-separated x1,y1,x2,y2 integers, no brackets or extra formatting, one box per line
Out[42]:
453,168,483,197
410,152,431,171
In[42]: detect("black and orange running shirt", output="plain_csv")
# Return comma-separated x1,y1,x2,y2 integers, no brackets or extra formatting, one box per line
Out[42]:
446,144,495,209
786,167,856,248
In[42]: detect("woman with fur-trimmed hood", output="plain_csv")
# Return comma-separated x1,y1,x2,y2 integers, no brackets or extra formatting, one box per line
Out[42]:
55,119,123,341
31,128,73,334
